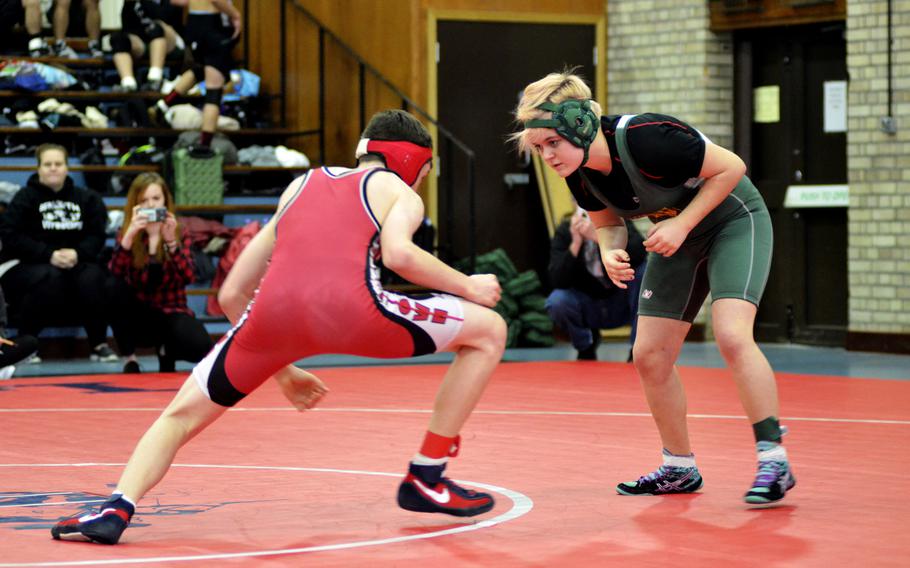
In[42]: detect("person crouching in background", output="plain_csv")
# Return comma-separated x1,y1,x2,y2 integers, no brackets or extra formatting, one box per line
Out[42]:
110,173,212,373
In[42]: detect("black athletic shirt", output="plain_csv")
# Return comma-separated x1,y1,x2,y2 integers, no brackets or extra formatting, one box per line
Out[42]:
566,113,706,212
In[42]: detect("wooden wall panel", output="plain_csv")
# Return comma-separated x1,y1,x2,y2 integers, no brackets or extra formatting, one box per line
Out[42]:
245,0,415,165
244,0,282,121
283,7,322,162
245,1,605,166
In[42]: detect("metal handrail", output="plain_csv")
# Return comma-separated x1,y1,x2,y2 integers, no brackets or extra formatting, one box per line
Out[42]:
278,0,477,267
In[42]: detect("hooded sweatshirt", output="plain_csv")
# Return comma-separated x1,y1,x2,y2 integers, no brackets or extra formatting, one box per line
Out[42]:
0,174,107,264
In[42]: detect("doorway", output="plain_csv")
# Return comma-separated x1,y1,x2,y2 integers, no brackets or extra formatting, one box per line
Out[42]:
432,16,599,278
736,23,848,346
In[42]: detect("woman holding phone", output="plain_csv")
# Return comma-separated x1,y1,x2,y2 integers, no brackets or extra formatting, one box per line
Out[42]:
110,173,212,373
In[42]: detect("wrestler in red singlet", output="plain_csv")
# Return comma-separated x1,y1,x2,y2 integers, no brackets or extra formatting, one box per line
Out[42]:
51,111,504,546
192,166,465,406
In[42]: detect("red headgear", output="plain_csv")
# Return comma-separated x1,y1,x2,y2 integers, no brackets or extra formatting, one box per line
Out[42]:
355,138,433,187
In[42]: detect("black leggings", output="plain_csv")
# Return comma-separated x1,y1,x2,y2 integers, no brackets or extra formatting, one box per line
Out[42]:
109,281,212,362
0,262,111,346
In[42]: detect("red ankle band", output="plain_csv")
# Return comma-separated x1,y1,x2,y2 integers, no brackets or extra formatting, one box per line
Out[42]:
419,431,460,459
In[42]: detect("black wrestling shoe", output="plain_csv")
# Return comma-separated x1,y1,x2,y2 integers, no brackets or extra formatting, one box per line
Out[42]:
397,463,495,517
51,494,134,545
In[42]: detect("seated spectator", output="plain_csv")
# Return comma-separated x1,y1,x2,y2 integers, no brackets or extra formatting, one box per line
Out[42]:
0,278,38,379
546,208,647,361
109,173,213,373
0,143,118,363
110,0,185,92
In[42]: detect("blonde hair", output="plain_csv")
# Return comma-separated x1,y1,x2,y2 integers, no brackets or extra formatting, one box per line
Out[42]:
510,70,602,153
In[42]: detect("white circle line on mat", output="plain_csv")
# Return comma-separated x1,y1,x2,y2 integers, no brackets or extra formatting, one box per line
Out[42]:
0,463,534,567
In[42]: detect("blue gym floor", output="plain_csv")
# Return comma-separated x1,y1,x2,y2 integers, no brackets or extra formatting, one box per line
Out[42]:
7,341,910,381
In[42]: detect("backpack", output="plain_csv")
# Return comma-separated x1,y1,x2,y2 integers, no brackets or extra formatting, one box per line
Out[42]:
206,221,261,316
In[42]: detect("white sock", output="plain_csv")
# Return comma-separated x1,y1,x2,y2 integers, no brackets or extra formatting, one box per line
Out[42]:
147,67,163,82
411,453,449,466
757,443,788,462
662,449,696,469
120,76,138,90
110,491,135,507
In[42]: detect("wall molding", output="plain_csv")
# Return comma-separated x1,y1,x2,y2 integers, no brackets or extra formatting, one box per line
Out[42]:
846,332,910,355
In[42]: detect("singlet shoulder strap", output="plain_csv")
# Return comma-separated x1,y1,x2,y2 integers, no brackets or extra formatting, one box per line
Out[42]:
613,114,652,191
273,171,312,235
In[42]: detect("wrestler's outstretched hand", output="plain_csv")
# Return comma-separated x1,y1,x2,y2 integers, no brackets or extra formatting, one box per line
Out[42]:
276,366,329,411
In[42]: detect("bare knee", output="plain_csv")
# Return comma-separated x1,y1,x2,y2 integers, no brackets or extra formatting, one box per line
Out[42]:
460,309,506,357
632,341,677,381
157,379,225,440
714,318,755,361
714,325,755,363
481,310,507,357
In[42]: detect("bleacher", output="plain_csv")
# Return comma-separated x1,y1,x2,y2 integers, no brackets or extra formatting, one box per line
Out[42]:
0,29,310,358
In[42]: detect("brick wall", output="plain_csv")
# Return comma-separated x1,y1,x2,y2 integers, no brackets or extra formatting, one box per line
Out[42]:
846,0,910,333
606,0,734,329
606,0,910,338
606,0,734,149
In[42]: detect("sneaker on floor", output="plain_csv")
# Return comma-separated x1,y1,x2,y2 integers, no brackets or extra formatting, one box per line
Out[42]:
51,494,134,545
577,344,597,360
112,81,138,93
397,464,495,517
53,40,79,59
744,457,795,504
0,365,15,380
141,79,162,92
87,39,103,58
27,353,42,364
616,465,704,496
0,334,39,368
576,328,601,360
28,37,52,57
90,343,119,362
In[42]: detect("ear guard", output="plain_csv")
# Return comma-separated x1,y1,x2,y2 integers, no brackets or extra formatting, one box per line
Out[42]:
524,99,600,167
355,139,433,186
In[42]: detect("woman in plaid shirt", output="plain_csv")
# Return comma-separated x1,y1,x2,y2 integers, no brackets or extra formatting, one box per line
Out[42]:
110,173,213,373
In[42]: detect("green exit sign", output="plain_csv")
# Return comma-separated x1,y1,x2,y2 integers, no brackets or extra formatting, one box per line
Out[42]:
783,185,849,208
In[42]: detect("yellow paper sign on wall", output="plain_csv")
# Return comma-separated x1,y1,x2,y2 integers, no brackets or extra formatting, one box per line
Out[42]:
753,85,780,123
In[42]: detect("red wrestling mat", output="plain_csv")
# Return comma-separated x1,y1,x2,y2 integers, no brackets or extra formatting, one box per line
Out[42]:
1,363,908,567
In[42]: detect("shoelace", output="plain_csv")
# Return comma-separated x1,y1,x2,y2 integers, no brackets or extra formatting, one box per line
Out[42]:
639,465,689,484
441,478,480,498
753,460,786,487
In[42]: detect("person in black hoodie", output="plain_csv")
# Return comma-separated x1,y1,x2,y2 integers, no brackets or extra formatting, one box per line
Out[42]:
546,207,646,361
0,143,118,362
